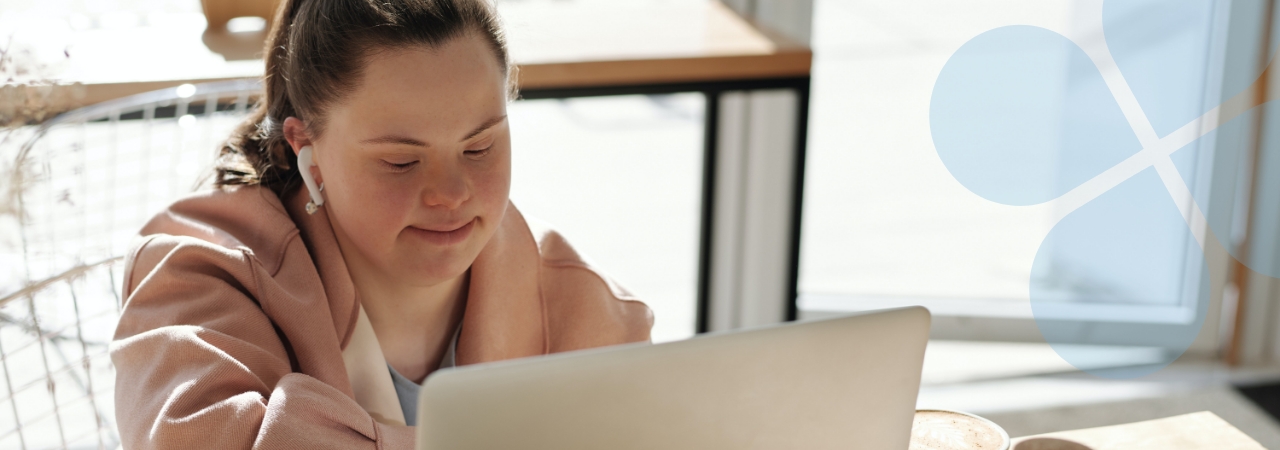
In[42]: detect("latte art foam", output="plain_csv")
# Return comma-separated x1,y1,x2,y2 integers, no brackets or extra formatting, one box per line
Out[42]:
910,410,1009,450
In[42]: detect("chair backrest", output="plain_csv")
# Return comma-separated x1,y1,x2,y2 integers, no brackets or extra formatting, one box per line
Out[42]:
0,80,260,450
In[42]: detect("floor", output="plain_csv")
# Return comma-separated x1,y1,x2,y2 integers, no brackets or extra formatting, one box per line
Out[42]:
919,341,1280,445
986,386,1280,445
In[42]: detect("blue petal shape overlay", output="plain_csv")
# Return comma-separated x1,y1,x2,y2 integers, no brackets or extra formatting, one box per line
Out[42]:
1104,0,1217,138
1030,168,1209,378
931,26,1142,206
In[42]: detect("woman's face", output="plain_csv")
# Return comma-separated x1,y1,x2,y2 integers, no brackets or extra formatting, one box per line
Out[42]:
299,34,511,286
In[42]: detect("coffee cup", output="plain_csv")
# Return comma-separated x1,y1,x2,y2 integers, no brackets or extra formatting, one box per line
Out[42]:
909,409,1010,450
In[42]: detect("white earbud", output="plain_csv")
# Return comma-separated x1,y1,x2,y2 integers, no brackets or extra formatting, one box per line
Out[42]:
297,145,325,214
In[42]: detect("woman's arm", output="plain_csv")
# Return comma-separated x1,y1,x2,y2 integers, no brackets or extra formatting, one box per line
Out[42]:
111,235,414,449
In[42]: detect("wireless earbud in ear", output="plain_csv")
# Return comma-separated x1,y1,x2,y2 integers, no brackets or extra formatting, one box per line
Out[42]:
297,145,325,215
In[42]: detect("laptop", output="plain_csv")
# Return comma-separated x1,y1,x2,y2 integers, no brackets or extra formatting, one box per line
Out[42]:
415,306,930,449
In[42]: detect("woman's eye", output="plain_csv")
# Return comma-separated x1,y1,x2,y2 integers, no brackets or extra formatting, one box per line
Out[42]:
381,160,419,172
464,146,492,158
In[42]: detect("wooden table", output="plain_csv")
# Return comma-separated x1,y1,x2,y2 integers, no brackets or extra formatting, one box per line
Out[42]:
41,1,810,109
1011,412,1266,450
21,0,813,332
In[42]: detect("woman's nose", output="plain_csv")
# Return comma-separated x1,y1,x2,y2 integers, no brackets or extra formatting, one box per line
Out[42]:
421,166,470,209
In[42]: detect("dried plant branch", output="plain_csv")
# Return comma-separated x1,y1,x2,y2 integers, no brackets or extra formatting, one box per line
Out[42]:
1,35,82,265
0,35,81,126
0,257,123,308
0,36,80,222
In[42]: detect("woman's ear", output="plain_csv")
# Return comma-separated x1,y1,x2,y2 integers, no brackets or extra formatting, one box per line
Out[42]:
283,117,311,156
283,116,323,185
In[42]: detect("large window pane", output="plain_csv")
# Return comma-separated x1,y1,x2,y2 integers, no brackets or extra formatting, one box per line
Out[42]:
798,0,1221,324
799,1,1074,304
508,94,704,343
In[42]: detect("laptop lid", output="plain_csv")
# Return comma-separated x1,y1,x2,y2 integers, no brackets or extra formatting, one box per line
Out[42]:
416,306,930,449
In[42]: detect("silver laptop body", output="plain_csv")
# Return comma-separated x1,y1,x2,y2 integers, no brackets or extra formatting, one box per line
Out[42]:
416,306,930,449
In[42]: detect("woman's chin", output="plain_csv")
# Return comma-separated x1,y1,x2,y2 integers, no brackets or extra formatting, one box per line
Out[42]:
392,253,475,284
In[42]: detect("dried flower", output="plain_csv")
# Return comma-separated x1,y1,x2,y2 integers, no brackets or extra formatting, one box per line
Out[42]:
0,35,81,241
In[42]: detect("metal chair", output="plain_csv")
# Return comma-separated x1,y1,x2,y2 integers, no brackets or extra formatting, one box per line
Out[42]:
0,79,261,450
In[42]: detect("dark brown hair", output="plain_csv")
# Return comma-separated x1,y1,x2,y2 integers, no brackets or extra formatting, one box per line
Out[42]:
214,0,512,196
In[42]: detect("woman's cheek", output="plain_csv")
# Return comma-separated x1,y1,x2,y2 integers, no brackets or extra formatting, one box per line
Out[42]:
477,147,513,210
477,168,510,208
355,173,419,239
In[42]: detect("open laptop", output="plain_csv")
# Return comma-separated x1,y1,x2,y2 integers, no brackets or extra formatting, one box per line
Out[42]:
415,306,930,449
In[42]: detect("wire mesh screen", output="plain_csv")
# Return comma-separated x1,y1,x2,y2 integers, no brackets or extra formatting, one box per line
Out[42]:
1,80,260,450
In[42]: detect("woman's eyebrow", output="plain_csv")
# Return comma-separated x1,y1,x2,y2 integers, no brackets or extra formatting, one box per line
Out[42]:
358,116,506,147
360,135,428,147
462,115,507,141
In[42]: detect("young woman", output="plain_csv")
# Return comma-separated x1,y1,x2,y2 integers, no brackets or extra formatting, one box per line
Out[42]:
109,0,653,448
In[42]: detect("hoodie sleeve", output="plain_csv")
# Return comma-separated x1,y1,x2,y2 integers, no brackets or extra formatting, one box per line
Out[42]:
110,235,415,450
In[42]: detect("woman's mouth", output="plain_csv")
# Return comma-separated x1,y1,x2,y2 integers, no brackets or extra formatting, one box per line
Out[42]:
405,218,476,246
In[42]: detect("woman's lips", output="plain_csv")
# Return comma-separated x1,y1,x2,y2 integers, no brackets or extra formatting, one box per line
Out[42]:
405,218,476,246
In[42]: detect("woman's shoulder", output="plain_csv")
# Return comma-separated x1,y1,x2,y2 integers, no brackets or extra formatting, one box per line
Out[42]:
126,186,301,290
516,210,629,297
138,185,296,251
512,207,654,346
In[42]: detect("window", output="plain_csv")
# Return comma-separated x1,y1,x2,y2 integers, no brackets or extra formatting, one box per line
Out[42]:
798,0,1255,365
508,94,705,343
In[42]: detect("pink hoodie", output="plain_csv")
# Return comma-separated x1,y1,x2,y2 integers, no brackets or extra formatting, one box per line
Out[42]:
110,185,653,449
